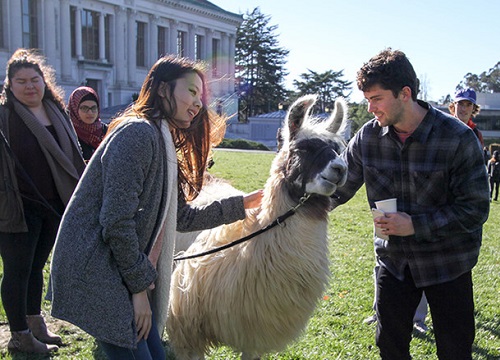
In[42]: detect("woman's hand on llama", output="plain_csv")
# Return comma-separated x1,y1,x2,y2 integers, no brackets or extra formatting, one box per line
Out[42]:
374,212,415,237
243,189,264,209
132,290,152,341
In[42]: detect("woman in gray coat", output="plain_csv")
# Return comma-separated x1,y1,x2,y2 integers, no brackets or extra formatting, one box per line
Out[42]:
50,56,262,360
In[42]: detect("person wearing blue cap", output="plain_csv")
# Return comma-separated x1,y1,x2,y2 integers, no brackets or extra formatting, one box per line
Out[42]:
449,88,484,147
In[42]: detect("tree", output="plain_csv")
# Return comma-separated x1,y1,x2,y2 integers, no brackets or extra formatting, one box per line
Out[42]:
459,73,484,92
348,100,373,134
418,73,431,101
293,69,352,113
235,8,289,121
458,61,500,93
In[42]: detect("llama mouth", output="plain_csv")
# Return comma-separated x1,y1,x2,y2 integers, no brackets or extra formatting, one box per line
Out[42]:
321,176,341,186
322,178,335,186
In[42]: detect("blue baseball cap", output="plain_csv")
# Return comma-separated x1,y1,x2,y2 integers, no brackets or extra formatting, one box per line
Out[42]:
454,88,476,104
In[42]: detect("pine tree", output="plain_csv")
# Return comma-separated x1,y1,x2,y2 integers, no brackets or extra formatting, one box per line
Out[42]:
235,8,289,121
293,69,352,113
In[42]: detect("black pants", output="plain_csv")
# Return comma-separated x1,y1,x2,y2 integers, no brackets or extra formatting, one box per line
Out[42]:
376,266,474,360
0,199,63,331
490,177,499,200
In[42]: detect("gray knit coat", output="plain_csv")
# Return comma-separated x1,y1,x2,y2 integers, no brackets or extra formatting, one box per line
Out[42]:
50,118,245,348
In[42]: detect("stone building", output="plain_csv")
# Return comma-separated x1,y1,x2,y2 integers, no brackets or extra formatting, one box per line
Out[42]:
0,0,242,110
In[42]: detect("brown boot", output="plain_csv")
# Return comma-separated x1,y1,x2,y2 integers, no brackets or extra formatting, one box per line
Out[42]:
26,314,63,346
7,330,59,353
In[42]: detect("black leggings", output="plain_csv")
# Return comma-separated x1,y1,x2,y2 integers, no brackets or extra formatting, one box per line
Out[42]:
0,199,63,331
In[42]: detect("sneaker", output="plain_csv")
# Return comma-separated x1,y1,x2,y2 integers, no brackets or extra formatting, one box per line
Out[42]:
413,320,428,333
363,314,377,325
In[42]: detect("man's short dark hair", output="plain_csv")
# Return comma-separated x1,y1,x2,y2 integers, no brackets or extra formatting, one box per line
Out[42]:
356,48,419,101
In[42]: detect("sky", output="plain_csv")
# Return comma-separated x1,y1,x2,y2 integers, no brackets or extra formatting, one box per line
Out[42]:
212,0,500,103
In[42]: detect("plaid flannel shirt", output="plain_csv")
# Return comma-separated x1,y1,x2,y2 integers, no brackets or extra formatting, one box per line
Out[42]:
332,101,490,287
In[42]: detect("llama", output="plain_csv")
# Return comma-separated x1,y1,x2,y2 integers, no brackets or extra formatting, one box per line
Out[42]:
168,95,349,360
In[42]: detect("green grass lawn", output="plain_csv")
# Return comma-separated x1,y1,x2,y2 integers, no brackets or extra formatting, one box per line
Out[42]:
1,149,499,359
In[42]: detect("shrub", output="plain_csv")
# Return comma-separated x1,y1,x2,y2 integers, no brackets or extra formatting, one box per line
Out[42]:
217,138,269,150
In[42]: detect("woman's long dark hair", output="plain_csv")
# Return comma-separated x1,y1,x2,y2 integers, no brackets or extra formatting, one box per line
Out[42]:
109,55,225,201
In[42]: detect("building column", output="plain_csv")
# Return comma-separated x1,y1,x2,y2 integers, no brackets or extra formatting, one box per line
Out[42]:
74,7,83,60
149,15,159,64
221,32,230,91
205,28,213,79
114,6,127,85
169,19,178,55
9,0,23,49
99,12,106,62
228,34,236,93
59,0,72,81
127,9,137,86
187,24,195,59
221,32,229,74
43,0,56,65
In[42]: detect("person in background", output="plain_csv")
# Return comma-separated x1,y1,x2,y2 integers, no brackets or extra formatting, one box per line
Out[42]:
68,86,108,162
448,88,484,147
0,49,85,354
487,150,500,201
331,48,489,359
483,147,490,166
50,55,262,360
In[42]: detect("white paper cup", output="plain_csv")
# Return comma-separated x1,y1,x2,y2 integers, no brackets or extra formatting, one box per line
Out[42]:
375,198,397,213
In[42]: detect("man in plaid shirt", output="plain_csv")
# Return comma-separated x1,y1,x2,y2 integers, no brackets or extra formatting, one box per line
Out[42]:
331,49,490,360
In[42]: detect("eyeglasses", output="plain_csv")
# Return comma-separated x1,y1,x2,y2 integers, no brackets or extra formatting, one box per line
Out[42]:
79,105,98,113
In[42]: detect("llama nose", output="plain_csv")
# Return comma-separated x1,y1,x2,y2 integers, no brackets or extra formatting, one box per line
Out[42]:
331,161,347,186
325,160,346,186
332,161,346,177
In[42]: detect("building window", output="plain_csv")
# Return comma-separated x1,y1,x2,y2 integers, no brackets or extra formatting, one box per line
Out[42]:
136,22,146,67
177,31,186,57
70,7,76,57
22,0,38,48
195,34,204,60
212,38,220,77
158,26,166,57
81,9,99,60
105,15,110,61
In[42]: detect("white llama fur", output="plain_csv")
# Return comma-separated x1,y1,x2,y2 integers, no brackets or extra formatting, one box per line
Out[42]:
168,95,349,360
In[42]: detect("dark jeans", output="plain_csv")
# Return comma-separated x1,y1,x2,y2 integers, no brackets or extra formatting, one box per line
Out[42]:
490,178,499,200
0,198,63,331
97,316,166,360
375,266,474,360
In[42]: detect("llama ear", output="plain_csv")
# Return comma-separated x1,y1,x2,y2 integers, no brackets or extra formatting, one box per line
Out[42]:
285,95,317,140
326,97,348,135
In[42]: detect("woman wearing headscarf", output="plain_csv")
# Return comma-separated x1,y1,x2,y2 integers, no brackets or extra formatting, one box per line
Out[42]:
68,86,108,161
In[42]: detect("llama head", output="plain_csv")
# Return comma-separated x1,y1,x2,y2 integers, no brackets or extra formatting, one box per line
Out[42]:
278,95,348,203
